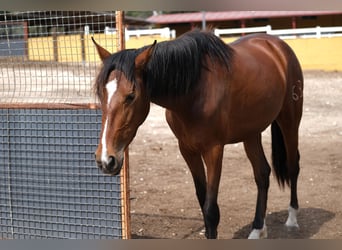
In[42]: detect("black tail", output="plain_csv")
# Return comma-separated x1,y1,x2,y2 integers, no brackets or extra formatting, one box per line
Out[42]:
271,121,289,188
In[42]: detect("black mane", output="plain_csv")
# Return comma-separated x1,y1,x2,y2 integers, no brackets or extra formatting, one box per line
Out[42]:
95,30,234,99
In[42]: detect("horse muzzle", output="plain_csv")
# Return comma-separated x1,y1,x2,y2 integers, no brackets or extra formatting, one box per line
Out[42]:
95,155,123,176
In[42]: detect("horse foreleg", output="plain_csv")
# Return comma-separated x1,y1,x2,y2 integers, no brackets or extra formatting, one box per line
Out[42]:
178,142,207,208
243,135,271,239
201,145,224,239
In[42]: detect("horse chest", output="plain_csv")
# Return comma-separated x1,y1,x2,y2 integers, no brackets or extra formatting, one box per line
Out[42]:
166,110,222,151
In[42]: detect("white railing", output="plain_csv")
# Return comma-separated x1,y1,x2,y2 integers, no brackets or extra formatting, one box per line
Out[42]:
102,27,176,40
214,26,271,36
97,25,342,40
124,27,176,40
214,25,342,39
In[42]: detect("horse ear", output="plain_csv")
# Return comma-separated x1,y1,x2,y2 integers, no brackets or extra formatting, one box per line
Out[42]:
91,37,111,61
135,40,157,71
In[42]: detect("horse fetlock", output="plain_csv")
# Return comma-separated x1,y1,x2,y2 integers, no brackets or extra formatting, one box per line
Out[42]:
285,206,299,228
248,228,268,239
248,222,268,239
205,227,218,239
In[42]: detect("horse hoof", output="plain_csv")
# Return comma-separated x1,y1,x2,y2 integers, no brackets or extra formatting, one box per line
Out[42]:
285,220,299,228
248,224,268,239
199,228,206,236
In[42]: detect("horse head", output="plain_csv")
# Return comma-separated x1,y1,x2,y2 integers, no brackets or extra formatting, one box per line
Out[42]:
92,38,156,175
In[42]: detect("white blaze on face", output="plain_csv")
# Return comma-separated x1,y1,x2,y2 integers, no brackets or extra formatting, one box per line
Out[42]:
106,79,118,106
101,78,118,163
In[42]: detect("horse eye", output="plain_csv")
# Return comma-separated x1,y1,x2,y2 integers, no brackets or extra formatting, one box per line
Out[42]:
125,93,135,103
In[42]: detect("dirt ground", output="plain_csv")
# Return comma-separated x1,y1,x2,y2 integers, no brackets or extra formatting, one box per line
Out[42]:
128,70,342,239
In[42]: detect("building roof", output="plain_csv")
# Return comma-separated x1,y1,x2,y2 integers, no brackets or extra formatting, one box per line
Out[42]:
147,11,342,24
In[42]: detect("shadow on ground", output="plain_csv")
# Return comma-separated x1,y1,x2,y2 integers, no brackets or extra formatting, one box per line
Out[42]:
233,207,335,239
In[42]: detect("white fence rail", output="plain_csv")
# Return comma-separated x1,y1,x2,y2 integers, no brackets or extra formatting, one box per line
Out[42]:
214,25,342,39
103,27,176,40
125,27,176,40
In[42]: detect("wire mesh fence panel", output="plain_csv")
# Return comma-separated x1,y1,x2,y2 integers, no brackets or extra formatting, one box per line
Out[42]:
0,11,128,239
0,11,119,105
0,109,122,239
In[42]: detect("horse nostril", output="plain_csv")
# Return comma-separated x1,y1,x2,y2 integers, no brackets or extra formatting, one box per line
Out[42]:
107,156,116,170
96,155,122,175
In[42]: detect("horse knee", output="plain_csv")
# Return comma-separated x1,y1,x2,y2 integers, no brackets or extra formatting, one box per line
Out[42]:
193,180,206,208
288,167,300,181
254,166,271,189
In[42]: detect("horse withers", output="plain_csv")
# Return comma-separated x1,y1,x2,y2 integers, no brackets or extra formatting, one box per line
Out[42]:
92,30,303,239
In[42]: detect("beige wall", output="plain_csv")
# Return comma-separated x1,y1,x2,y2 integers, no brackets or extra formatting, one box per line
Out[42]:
28,34,342,71
221,36,342,71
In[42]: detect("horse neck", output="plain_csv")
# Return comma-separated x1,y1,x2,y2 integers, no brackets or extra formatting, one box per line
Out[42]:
150,86,198,113
150,95,191,112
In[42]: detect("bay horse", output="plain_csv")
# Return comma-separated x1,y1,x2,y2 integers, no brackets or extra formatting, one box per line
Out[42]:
92,30,303,239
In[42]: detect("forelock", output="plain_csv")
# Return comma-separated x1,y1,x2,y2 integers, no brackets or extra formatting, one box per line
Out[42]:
94,48,139,100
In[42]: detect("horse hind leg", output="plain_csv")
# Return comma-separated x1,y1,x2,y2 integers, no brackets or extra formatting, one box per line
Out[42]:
284,132,300,229
278,46,303,229
243,134,271,239
285,144,300,229
272,118,301,229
